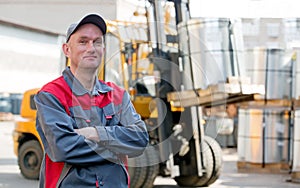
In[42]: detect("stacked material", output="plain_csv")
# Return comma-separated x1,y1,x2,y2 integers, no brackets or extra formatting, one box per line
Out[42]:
167,76,264,108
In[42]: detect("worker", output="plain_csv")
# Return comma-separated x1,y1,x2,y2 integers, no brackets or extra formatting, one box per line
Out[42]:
34,13,149,188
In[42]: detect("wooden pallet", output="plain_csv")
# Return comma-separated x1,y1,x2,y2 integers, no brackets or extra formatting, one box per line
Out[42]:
237,161,290,174
291,172,300,183
167,83,265,108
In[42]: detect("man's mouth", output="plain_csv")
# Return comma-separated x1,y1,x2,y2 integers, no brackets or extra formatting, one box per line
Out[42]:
83,56,97,59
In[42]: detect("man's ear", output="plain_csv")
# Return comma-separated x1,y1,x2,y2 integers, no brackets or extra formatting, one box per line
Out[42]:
62,43,70,57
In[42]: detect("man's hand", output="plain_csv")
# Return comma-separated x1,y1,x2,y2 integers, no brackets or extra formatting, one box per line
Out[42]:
75,127,100,142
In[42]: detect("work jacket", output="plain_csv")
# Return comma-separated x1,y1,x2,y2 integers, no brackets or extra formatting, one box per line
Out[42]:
35,67,149,188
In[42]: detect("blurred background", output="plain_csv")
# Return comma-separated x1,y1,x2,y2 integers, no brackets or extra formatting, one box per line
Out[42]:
2,0,300,188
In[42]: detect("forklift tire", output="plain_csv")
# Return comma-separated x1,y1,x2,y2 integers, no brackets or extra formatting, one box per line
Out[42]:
174,141,214,187
128,151,148,188
18,140,43,180
204,136,223,186
139,147,160,188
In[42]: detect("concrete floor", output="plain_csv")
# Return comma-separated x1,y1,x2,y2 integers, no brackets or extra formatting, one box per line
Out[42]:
1,120,300,188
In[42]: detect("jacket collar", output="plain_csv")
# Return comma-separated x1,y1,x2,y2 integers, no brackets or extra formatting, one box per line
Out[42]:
63,67,113,96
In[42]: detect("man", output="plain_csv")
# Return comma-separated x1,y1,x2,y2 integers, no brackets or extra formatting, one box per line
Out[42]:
34,14,149,188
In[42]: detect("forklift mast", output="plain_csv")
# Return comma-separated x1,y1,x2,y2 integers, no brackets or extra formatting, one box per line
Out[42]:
146,0,208,180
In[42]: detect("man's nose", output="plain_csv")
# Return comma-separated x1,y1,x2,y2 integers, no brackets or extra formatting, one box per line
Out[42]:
86,41,96,51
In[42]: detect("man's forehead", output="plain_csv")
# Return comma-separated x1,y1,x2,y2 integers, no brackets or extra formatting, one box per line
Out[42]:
69,24,104,41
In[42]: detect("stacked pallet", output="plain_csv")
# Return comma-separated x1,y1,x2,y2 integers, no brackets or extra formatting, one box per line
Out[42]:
167,76,265,108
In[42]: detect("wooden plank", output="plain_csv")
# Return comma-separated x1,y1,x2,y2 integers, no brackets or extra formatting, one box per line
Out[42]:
237,161,290,174
167,83,265,102
239,99,292,108
171,93,228,107
170,93,265,108
202,93,262,108
293,99,300,109
167,89,199,101
291,172,300,183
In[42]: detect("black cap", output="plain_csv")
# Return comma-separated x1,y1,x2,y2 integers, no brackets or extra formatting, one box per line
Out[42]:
66,14,107,42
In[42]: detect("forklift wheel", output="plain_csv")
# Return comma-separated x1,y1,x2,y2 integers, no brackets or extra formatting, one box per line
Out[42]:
128,151,148,188
18,140,43,180
204,136,223,186
139,146,160,188
174,141,214,187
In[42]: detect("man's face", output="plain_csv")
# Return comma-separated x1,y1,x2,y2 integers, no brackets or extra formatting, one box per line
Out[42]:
63,23,105,71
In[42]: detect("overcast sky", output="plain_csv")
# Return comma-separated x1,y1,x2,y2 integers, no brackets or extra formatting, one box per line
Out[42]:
190,0,300,18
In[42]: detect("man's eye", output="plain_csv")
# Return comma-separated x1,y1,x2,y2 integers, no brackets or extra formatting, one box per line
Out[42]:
79,40,87,44
94,40,103,46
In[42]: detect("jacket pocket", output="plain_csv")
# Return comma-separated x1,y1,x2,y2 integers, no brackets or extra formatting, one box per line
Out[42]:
103,103,118,126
